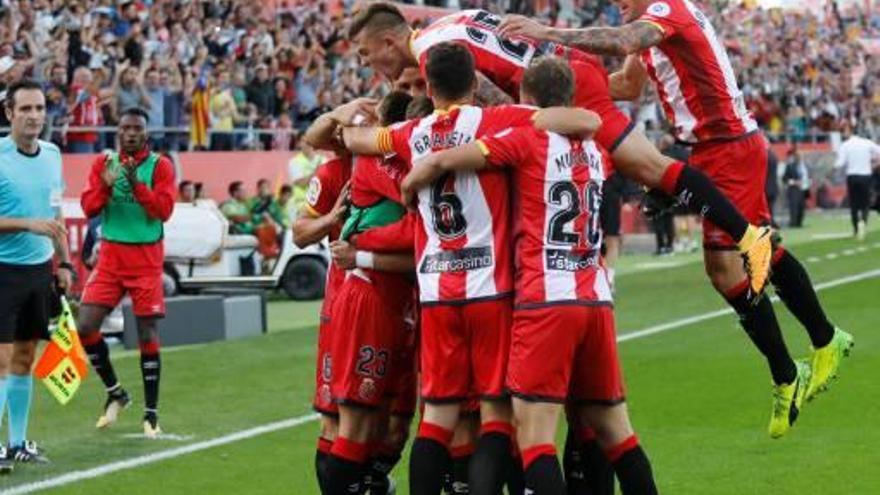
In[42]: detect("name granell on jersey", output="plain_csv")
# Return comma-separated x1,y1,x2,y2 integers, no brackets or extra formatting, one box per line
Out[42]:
413,130,473,155
553,147,602,175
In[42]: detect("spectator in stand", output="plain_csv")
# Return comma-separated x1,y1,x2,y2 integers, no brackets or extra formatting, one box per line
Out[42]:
246,64,274,118
220,181,255,235
67,66,103,153
210,71,240,151
144,68,167,150
162,65,185,152
114,62,149,116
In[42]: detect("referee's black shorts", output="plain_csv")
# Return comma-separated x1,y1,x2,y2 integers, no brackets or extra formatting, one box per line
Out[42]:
0,261,54,343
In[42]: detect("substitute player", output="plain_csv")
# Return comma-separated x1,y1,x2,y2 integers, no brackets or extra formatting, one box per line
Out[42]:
347,2,774,298
77,108,175,438
341,43,600,495
501,0,852,438
401,57,657,495
0,80,73,467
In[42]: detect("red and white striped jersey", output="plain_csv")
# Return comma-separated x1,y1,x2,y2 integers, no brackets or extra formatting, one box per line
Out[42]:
411,9,586,98
377,104,537,304
638,0,757,144
479,126,612,307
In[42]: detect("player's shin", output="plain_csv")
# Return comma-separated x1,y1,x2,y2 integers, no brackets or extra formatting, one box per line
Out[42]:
769,248,834,348
605,436,657,495
469,419,515,495
410,413,456,495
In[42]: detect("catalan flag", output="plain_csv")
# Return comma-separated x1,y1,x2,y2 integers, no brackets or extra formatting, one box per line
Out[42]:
190,74,211,149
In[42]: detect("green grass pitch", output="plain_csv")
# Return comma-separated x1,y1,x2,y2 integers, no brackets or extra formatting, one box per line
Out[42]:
2,214,878,494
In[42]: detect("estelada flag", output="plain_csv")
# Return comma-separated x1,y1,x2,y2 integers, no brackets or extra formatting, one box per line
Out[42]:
34,297,89,405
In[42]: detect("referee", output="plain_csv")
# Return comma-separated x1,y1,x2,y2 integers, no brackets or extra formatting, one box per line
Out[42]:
0,80,73,469
836,123,880,240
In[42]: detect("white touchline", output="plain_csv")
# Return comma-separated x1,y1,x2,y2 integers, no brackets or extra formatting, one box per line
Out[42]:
5,268,880,494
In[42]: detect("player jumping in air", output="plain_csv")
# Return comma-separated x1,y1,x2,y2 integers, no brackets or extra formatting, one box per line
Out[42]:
499,0,852,439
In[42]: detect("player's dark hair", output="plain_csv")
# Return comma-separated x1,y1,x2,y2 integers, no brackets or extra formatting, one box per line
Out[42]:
228,181,243,196
522,57,575,108
280,184,292,195
425,42,475,102
5,79,44,110
378,90,413,126
257,178,270,188
120,106,150,124
178,180,193,193
406,96,434,119
348,2,407,40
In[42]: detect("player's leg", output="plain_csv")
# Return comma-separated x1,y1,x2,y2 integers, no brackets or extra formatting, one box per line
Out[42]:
448,410,479,495
570,60,771,292
79,270,131,427
7,263,54,463
563,410,614,495
769,246,851,400
135,317,161,437
600,174,623,290
467,299,515,495
573,306,656,495
411,305,468,495
507,306,582,494
128,273,166,438
313,317,339,493
327,277,402,495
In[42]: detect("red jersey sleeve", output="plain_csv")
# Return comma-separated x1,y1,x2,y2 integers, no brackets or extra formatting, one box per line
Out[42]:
80,154,112,218
477,126,532,168
353,212,416,253
131,156,176,221
481,104,537,134
637,1,688,39
305,158,346,217
377,120,419,165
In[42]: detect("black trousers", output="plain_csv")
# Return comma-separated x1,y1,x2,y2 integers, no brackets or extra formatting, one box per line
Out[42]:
786,186,805,227
847,175,871,232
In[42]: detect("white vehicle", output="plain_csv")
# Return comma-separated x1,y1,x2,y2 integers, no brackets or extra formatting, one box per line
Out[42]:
163,201,329,300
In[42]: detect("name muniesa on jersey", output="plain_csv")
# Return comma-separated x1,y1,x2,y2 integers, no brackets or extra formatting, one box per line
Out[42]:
376,104,538,304
637,0,757,143
478,126,612,307
304,155,352,319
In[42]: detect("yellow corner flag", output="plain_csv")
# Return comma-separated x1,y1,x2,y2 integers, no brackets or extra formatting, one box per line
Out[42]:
34,297,89,405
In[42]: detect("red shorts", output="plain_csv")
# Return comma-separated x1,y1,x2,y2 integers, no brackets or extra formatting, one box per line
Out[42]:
507,304,625,404
689,133,771,249
419,297,512,402
81,268,164,317
570,59,634,153
389,300,418,417
329,272,409,409
312,316,337,416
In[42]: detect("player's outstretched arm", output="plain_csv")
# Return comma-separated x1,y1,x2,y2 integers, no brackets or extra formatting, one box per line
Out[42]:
303,98,378,152
533,108,602,137
499,15,664,56
342,126,384,156
609,55,649,101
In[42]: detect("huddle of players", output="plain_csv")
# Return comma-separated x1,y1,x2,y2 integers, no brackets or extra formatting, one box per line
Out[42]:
296,2,853,494
299,42,655,495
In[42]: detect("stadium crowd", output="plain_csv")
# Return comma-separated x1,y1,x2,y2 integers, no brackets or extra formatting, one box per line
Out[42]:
0,0,875,153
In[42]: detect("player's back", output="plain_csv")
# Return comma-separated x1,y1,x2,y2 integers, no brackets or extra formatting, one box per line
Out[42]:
390,104,536,303
412,10,547,97
638,0,757,143
479,126,611,306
